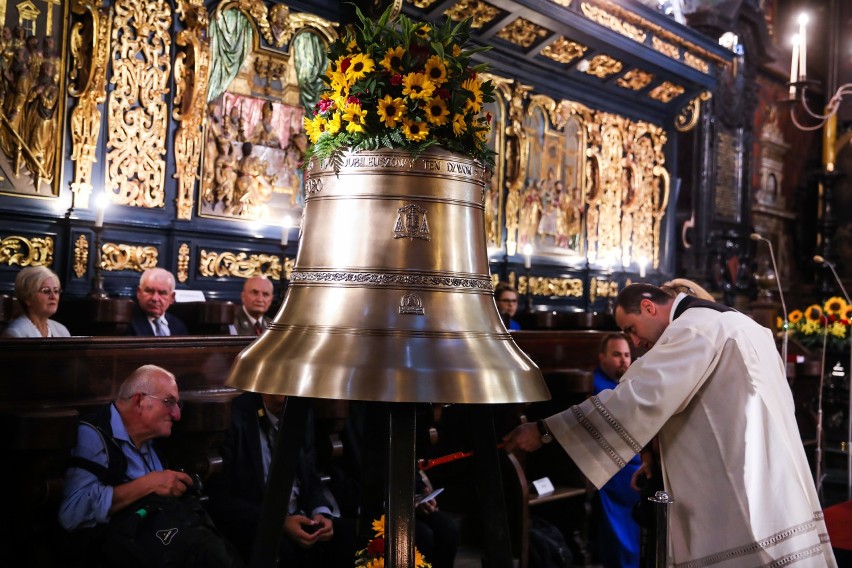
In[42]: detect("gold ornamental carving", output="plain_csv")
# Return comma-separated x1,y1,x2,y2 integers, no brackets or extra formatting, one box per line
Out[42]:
406,0,440,8
496,17,550,48
651,36,679,60
675,91,712,133
106,0,172,209
581,3,646,42
683,52,709,73
616,69,654,91
100,243,159,272
503,81,532,256
177,242,190,283
540,37,588,64
0,235,54,266
73,234,89,278
585,55,623,79
199,250,283,280
517,276,583,298
173,0,211,220
648,81,685,103
69,0,112,210
445,0,500,29
589,279,618,302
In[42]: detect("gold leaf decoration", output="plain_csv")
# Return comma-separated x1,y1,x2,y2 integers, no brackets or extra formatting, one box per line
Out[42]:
177,242,190,283
684,52,709,73
496,17,551,48
74,234,89,278
616,69,654,91
0,236,55,267
648,81,685,103
584,54,623,78
518,276,584,298
100,243,159,272
581,3,646,42
540,37,588,64
445,0,501,29
199,249,283,280
652,36,679,59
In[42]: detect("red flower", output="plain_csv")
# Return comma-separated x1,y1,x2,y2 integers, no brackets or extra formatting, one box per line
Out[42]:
485,112,493,123
436,87,450,99
367,537,385,556
340,57,352,73
347,95,361,105
390,74,403,86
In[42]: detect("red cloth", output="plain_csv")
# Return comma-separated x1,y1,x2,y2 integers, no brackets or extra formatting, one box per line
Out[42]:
824,500,852,551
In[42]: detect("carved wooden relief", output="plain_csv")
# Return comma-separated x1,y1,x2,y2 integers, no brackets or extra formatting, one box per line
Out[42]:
0,0,67,198
444,1,501,29
106,0,172,209
69,0,111,209
199,249,282,280
73,234,89,278
0,235,54,266
481,73,510,250
100,242,159,272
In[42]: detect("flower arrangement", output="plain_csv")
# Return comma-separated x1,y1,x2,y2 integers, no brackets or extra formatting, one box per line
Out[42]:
354,515,431,568
778,296,852,351
303,5,495,171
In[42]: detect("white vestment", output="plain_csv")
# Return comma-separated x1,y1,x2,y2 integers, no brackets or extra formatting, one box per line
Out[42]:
546,294,836,567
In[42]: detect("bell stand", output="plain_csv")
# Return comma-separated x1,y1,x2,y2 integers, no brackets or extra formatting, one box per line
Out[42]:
248,397,515,568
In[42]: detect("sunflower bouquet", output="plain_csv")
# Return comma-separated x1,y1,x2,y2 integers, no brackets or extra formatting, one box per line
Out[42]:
354,515,431,568
778,296,852,351
303,5,495,172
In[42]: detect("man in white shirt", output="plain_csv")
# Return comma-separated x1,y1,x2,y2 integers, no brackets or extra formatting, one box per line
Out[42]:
505,283,836,567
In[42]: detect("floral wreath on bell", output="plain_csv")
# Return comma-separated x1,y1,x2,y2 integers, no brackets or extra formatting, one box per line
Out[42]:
354,515,432,568
303,5,496,173
778,296,851,351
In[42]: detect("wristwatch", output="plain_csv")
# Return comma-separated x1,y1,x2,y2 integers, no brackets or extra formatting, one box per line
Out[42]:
536,419,553,444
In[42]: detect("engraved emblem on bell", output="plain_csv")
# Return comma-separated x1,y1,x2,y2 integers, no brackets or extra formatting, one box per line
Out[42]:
393,204,430,241
399,293,425,315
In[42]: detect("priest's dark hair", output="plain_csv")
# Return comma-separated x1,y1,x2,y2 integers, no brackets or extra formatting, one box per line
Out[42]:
614,283,672,315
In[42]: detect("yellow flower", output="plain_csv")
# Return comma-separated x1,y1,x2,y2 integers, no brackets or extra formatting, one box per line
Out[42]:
381,46,406,73
346,38,358,52
415,24,431,39
824,296,848,316
462,77,483,113
452,113,467,136
776,316,783,330
343,103,368,133
788,309,803,323
801,320,820,335
402,73,435,100
347,53,376,82
804,304,823,322
304,115,324,144
424,97,449,126
453,44,462,57
372,515,385,538
402,117,429,142
325,112,342,135
377,95,407,127
829,321,848,339
366,559,384,568
474,127,488,143
415,548,431,568
843,305,852,321
424,55,448,86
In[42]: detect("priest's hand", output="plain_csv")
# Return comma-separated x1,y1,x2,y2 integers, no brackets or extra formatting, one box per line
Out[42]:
630,449,655,492
502,422,543,453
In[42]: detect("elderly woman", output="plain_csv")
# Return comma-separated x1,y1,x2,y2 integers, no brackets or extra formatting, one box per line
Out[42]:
2,266,70,337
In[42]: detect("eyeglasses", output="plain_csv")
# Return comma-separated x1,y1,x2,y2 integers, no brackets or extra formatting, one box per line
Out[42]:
141,393,184,411
37,287,62,296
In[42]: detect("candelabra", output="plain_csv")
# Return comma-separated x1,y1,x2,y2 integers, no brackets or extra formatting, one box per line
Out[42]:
786,80,852,131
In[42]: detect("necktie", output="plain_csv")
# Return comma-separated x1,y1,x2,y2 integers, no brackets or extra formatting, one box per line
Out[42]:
254,320,263,335
153,318,168,337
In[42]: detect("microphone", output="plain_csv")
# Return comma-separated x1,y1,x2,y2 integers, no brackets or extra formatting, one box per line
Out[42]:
750,233,789,373
814,255,852,500
813,255,851,304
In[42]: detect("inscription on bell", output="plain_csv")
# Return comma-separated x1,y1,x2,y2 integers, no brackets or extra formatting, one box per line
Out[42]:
344,155,414,168
394,204,430,241
399,293,425,315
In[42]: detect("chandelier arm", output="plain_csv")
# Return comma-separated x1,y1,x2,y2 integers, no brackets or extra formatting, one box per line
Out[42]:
790,105,826,131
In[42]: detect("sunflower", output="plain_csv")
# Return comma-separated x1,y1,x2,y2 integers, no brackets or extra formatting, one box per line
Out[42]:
461,77,483,113
415,24,431,39
371,515,385,538
347,53,376,82
804,304,824,322
423,55,448,86
402,117,429,142
377,95,407,127
324,112,342,135
401,73,435,100
823,296,848,316
452,113,467,136
415,549,431,568
365,559,384,568
788,309,803,323
303,115,325,144
424,97,449,126
843,305,852,321
452,44,462,57
343,103,368,133
380,46,405,73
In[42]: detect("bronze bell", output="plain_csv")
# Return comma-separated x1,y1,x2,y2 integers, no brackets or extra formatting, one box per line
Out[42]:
227,148,548,404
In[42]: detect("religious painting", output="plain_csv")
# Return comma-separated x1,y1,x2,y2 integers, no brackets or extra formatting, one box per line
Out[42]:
200,4,335,224
0,0,67,199
199,92,305,221
518,101,584,258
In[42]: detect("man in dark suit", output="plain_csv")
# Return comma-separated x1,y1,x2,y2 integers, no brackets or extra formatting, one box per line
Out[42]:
208,392,355,567
232,275,273,336
126,268,189,336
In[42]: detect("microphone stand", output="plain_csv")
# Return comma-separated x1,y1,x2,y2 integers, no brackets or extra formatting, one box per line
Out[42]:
816,257,852,500
751,234,789,377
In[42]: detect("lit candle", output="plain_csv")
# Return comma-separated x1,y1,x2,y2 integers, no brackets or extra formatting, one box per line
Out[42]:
94,194,108,228
522,243,532,270
281,215,293,246
789,34,799,97
797,13,808,81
